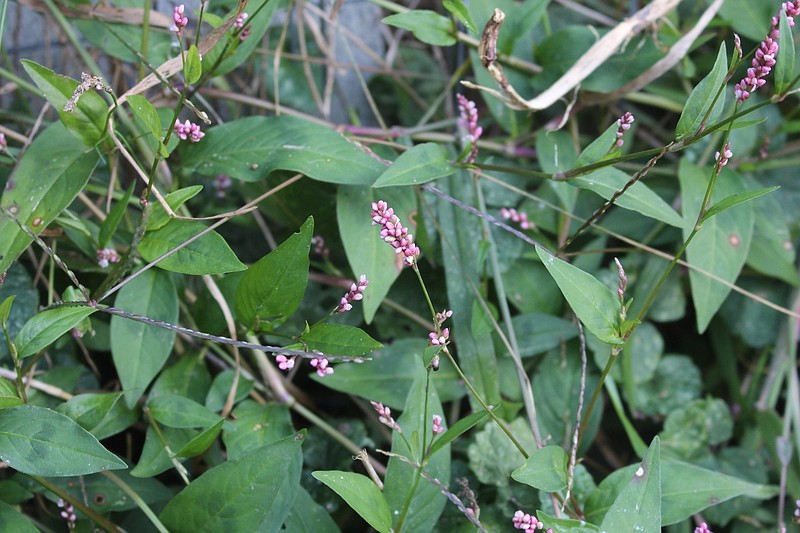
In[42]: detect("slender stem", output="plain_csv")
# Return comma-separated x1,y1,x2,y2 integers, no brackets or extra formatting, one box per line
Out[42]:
102,471,169,533
30,476,122,533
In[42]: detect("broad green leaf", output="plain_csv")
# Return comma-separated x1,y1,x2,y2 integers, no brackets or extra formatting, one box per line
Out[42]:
0,122,100,274
182,116,385,185
160,432,305,532
313,471,391,533
571,167,684,228
443,0,478,33
747,191,800,286
300,323,382,357
511,445,569,491
222,400,293,460
175,418,224,458
127,95,162,143
337,186,415,322
282,486,341,533
679,161,754,332
0,405,126,476
776,11,796,93
202,0,286,76
184,45,202,84
600,437,661,532
467,417,535,487
382,11,456,47
428,408,490,456
675,43,727,140
384,367,449,533
660,398,733,459
0,500,37,533
372,143,457,187
150,355,212,405
15,305,97,358
204,369,253,412
147,185,204,231
537,130,576,174
148,394,222,429
718,0,774,40
536,247,623,345
702,186,779,221
0,379,23,409
139,219,246,275
575,122,619,166
57,392,139,440
585,456,777,525
21,60,107,146
234,217,313,332
111,269,179,408
131,426,194,478
632,355,702,419
98,183,134,249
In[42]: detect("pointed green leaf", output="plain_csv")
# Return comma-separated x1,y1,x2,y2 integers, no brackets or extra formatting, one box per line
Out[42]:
313,471,391,533
776,11,796,94
0,379,23,409
21,60,107,147
536,247,623,345
747,191,800,286
235,217,313,332
537,130,576,174
0,405,126,476
300,324,382,357
282,486,341,533
98,183,134,249
0,500,37,533
182,116,385,184
382,11,456,46
600,437,661,532
373,143,458,187
702,186,779,221
443,0,478,33
139,219,246,275
572,168,684,227
160,432,305,532
147,185,203,231
512,445,569,492
428,408,490,457
15,305,97,358
679,161,754,332
56,392,139,440
0,122,100,274
131,426,193,478
111,269,179,408
127,95,162,143
148,394,222,429
675,43,727,140
222,400,293,460
0,296,14,326
575,121,619,166
184,45,202,84
175,418,224,458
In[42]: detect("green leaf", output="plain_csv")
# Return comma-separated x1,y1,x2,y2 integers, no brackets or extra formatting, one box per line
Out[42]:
536,512,600,533
139,219,246,275
512,445,569,491
600,437,661,532
467,417,535,487
675,43,727,140
571,168,684,227
679,161,754,332
282,486,341,533
21,60,107,147
382,11,456,46
337,186,415,322
15,305,97,358
98,183,134,249
537,130,576,174
776,10,796,94
160,432,305,532
127,95,162,144
182,116,385,184
0,296,14,326
372,143,458,187
536,247,623,345
131,426,193,478
0,122,100,274
175,418,224,458
506,313,578,358
702,186,779,221
300,324,382,357
0,405,126,476
0,500,37,533
313,471,391,533
111,269,179,408
428,408,490,457
150,355,212,405
443,0,478,33
222,400,293,460
148,394,222,429
747,191,800,286
147,185,204,231
575,122,619,166
184,45,202,84
204,369,253,412
57,392,139,440
235,217,313,332
45,470,172,514
0,379,23,409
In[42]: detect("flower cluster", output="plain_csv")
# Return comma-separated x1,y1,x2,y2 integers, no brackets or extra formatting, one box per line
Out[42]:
235,13,251,41
370,201,420,266
693,523,713,533
173,119,205,143
310,356,333,377
170,4,188,35
214,175,231,198
457,94,483,164
734,1,800,103
615,111,635,147
428,328,450,346
432,414,444,434
337,275,368,313
371,401,402,432
500,207,533,230
57,498,77,529
714,142,733,174
96,248,121,269
275,354,295,371
0,132,6,150
512,510,546,532
435,309,453,324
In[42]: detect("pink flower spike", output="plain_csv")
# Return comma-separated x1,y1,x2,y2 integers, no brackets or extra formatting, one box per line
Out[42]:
500,207,533,230
310,356,333,377
714,142,733,174
370,201,420,266
275,354,295,371
0,133,6,150
428,327,450,346
173,119,205,143
693,523,713,533
371,401,402,432
170,4,188,35
432,414,444,434
457,94,482,163
336,275,369,313
96,248,121,269
512,510,544,531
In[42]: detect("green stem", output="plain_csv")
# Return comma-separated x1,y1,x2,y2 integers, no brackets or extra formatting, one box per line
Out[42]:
30,475,122,532
102,471,169,533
